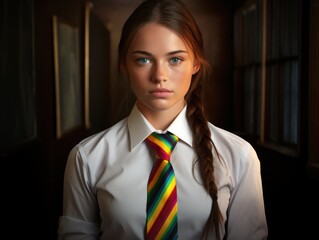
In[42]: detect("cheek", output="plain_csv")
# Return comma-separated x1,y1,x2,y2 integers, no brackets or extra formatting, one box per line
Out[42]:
128,69,149,92
174,70,193,91
128,67,145,82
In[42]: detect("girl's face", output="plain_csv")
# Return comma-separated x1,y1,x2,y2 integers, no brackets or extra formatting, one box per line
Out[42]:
124,22,199,117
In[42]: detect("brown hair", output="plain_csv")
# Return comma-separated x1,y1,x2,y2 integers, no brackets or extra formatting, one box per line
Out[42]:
118,0,223,239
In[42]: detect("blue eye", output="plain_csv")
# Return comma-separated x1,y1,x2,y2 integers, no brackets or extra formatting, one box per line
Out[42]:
170,57,182,65
136,58,149,65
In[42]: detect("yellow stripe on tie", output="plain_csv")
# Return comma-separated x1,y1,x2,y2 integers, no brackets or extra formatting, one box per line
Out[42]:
156,203,178,239
148,135,171,155
147,175,176,231
148,160,168,190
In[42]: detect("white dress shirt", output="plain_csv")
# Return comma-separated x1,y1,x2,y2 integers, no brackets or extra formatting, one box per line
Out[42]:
58,104,268,240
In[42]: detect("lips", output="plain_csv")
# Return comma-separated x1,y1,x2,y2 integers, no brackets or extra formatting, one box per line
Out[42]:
149,88,172,98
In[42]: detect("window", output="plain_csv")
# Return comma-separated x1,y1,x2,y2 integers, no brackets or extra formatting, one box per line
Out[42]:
234,0,300,155
0,0,36,154
234,0,262,138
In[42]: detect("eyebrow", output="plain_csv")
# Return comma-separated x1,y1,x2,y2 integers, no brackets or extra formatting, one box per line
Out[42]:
131,50,188,56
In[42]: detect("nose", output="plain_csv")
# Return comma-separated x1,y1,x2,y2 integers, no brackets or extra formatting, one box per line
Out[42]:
151,62,167,83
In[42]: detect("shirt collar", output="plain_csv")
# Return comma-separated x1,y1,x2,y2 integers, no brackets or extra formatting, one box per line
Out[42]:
127,103,193,151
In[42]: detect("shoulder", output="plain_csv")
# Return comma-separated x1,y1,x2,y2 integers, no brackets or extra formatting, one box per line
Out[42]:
208,123,260,177
64,118,130,186
209,123,253,151
71,118,128,161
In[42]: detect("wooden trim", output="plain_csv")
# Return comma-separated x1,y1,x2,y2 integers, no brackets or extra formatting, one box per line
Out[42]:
84,1,91,129
260,0,267,143
52,15,61,138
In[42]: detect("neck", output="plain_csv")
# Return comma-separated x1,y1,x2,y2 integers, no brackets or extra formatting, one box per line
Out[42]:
137,101,185,130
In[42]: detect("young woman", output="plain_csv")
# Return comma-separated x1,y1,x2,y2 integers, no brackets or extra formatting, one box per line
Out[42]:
58,0,268,239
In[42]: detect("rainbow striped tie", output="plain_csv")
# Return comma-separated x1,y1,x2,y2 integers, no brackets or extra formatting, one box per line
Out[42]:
146,132,179,240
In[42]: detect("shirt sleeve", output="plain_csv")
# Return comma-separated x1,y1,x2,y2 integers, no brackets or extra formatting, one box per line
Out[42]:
226,143,268,240
57,146,100,239
57,216,100,240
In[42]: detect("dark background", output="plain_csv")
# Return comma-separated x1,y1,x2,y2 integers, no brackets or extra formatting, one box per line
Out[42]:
1,0,318,239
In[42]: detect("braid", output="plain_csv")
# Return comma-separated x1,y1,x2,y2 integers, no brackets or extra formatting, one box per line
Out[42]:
186,74,223,240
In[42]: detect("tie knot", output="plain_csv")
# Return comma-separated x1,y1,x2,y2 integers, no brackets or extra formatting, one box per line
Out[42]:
146,132,179,160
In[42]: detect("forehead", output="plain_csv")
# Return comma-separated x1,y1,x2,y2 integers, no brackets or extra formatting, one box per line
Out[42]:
129,22,190,52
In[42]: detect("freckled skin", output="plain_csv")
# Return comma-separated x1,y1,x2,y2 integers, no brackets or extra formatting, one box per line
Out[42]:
123,22,199,129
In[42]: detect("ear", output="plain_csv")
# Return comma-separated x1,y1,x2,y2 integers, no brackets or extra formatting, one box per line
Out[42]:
192,61,200,75
120,63,127,73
